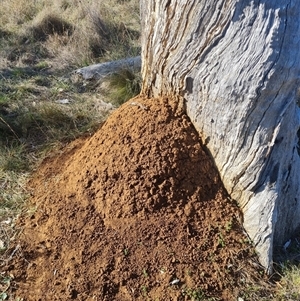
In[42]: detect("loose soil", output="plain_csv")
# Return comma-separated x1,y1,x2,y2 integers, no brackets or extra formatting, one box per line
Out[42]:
6,96,269,300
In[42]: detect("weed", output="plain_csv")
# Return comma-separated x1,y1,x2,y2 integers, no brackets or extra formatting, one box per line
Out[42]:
0,274,12,300
51,77,73,95
182,287,212,301
140,285,148,297
186,269,192,276
225,219,233,232
0,94,9,104
142,268,148,278
208,252,215,263
218,232,226,248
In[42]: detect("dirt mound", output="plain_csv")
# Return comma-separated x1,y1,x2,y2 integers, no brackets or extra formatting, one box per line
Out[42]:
7,96,268,300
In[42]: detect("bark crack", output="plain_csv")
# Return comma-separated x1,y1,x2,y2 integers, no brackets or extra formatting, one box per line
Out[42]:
180,1,234,96
225,2,292,199
230,3,289,179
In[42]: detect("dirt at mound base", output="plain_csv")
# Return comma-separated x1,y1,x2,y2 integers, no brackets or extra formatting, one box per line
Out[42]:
6,96,270,300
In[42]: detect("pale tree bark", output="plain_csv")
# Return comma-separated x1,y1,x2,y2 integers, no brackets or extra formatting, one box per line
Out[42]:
75,56,141,80
140,0,300,271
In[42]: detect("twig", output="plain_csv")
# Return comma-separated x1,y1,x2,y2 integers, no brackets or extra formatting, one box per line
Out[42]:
8,244,20,261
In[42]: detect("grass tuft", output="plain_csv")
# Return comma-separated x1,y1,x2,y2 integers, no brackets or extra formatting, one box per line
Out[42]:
29,14,74,42
275,263,300,300
106,69,141,106
0,145,30,172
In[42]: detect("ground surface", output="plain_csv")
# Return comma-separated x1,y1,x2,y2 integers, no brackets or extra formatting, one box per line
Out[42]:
6,97,269,300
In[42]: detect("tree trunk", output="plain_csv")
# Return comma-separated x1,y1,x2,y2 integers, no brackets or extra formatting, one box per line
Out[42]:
140,0,300,271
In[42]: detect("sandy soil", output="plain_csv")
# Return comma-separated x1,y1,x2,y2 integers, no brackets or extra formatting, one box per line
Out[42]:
6,96,269,300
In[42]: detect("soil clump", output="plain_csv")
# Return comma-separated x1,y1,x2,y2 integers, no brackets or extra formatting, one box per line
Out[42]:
7,96,268,300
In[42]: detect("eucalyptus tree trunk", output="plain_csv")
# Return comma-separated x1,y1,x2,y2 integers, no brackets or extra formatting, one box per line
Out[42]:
140,0,300,271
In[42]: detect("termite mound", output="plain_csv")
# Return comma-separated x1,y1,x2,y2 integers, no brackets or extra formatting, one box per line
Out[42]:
8,96,269,300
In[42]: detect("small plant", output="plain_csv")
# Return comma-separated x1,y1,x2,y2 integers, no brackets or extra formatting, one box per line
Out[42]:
51,77,73,94
186,269,192,276
225,219,233,232
0,274,12,301
218,232,226,248
142,268,148,278
182,287,207,301
240,284,273,301
208,252,215,263
33,75,51,87
123,248,129,256
140,285,148,297
0,292,8,301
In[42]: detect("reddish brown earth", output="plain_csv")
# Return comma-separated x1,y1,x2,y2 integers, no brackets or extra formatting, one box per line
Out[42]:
6,96,269,300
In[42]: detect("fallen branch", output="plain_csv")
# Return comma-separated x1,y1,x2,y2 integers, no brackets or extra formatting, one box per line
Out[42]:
74,56,141,80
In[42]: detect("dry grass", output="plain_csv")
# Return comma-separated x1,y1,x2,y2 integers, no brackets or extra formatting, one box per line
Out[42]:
0,0,141,146
105,68,141,105
275,264,300,300
0,0,140,70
